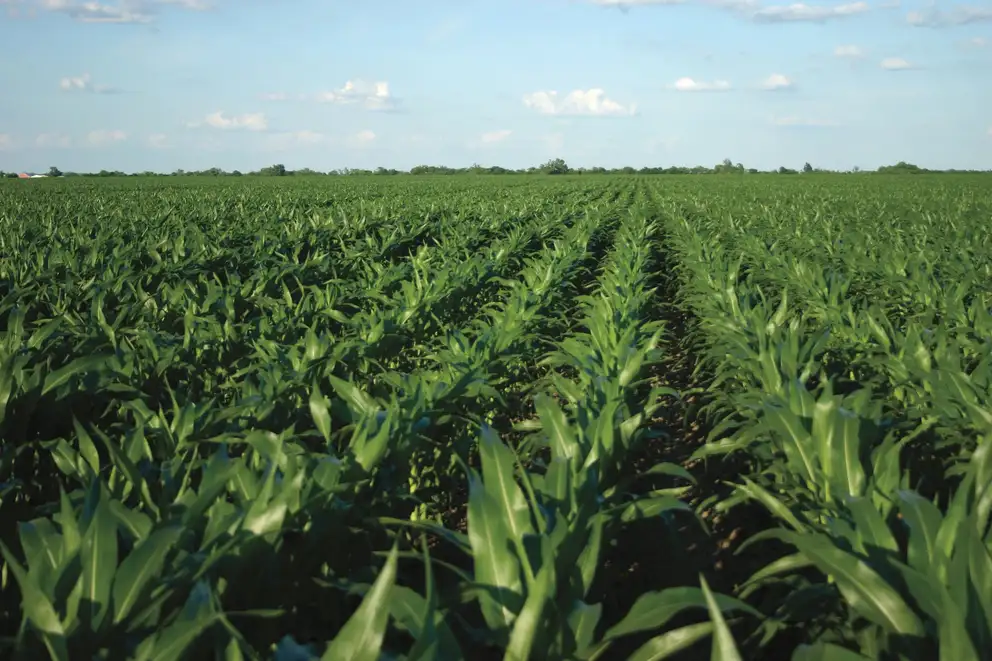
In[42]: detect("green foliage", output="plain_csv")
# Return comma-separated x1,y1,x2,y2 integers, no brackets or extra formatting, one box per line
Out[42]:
0,174,990,660
540,158,570,175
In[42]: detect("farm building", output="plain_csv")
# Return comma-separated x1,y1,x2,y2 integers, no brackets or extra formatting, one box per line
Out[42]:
17,172,48,178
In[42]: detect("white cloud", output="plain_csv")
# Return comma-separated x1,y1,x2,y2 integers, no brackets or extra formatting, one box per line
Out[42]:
967,36,987,48
157,0,210,8
700,0,870,22
36,133,71,148
760,73,794,90
670,77,732,91
314,80,395,111
751,1,868,22
0,133,12,150
2,0,26,18
908,7,992,27
41,0,152,23
880,57,914,70
87,129,127,146
480,129,512,144
291,130,327,145
354,130,376,144
260,92,288,101
59,72,117,93
147,133,169,148
522,89,636,116
590,0,685,5
190,111,268,131
772,116,839,127
834,44,864,58
39,0,208,23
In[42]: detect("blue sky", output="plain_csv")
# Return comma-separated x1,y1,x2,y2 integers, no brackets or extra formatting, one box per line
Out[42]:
0,0,990,172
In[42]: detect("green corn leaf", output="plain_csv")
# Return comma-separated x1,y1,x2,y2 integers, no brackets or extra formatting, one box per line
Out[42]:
567,600,602,655
17,518,63,585
466,467,523,632
845,496,897,555
94,425,161,519
624,622,716,661
700,574,742,661
536,394,579,462
734,477,806,531
327,374,379,417
774,530,926,636
42,354,111,396
791,642,875,660
642,462,697,485
309,380,333,444
614,495,693,524
143,581,220,661
479,425,535,551
897,491,944,572
112,525,183,624
936,575,980,661
321,543,399,661
504,538,555,661
739,553,813,596
0,541,68,661
827,407,867,500
602,587,758,641
79,487,118,630
72,418,102,479
575,513,604,599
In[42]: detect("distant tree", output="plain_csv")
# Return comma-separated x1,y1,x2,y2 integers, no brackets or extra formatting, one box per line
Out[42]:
802,162,813,173
260,163,288,176
5,172,17,178
48,166,63,177
540,158,570,175
876,161,926,174
713,158,746,174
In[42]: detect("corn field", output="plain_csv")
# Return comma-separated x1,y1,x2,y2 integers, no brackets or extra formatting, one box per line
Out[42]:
0,174,990,661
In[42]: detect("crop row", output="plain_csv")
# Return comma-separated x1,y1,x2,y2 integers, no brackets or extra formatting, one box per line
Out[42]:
0,174,990,660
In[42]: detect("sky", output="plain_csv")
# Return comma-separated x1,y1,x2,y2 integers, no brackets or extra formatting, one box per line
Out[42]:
0,0,990,173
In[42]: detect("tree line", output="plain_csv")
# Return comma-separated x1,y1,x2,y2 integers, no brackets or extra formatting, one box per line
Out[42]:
2,159,985,179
